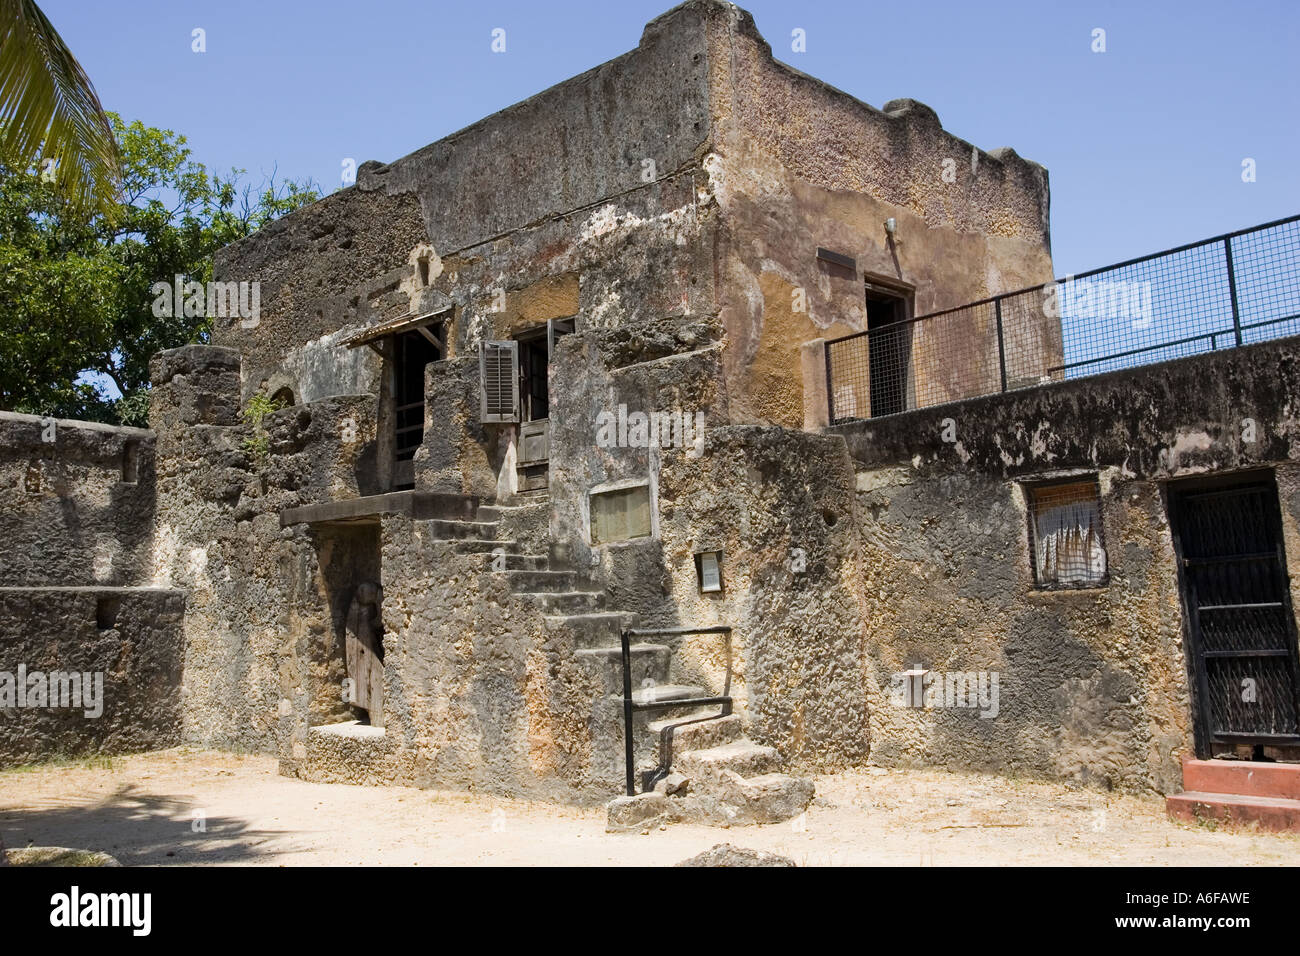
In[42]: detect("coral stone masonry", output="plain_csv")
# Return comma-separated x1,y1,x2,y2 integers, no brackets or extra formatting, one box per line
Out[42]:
4,1,1299,833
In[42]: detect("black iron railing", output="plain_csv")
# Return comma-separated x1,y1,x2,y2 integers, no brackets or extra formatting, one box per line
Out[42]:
620,625,732,796
825,214,1300,425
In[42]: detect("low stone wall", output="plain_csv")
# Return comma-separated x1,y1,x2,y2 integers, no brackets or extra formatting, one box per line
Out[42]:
831,340,1300,793
0,587,185,765
0,412,155,587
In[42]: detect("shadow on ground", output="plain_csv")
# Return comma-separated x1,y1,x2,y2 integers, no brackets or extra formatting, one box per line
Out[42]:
0,783,280,865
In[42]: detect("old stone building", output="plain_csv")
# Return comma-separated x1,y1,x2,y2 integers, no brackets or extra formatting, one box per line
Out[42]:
4,0,1299,829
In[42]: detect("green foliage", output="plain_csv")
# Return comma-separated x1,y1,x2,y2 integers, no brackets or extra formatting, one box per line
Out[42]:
0,113,319,423
240,392,285,464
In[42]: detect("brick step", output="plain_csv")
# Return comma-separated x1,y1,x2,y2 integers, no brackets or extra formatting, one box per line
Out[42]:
1182,758,1300,800
1167,790,1300,832
607,770,814,830
475,504,541,522
298,720,399,787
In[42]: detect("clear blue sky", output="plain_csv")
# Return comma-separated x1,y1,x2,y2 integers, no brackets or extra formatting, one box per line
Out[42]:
44,0,1299,277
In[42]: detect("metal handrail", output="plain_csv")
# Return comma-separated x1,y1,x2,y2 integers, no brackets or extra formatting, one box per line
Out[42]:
620,625,732,796
824,213,1300,348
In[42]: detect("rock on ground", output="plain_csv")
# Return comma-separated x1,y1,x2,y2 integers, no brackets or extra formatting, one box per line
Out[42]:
675,843,796,867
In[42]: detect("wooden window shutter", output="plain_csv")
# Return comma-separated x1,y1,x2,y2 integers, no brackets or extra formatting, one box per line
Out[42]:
590,485,652,544
479,340,519,423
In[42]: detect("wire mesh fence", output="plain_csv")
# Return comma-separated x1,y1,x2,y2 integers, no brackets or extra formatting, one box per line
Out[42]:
826,215,1300,424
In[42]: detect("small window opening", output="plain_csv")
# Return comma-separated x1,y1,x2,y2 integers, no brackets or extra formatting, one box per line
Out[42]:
417,256,431,287
122,440,140,483
271,387,295,408
96,596,121,630
590,483,652,544
694,550,723,593
1027,478,1108,588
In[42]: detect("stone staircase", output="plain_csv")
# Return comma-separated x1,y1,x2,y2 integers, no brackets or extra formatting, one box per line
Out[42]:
606,710,814,831
303,493,813,826
1167,757,1300,832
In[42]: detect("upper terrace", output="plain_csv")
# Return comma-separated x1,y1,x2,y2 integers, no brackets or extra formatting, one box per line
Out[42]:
821,214,1300,427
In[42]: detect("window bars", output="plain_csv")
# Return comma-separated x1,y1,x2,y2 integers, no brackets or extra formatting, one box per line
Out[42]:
825,215,1300,424
1026,478,1108,589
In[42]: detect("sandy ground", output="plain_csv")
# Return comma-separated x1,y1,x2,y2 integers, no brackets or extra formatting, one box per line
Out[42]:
1,748,1297,866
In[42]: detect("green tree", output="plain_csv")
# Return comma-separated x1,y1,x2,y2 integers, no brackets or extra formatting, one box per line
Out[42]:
0,114,318,423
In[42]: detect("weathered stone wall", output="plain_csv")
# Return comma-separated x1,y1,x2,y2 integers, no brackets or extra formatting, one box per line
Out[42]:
149,345,379,753
0,414,184,765
0,587,185,765
700,2,1055,426
0,412,155,587
209,1,719,413
832,339,1300,793
548,320,869,773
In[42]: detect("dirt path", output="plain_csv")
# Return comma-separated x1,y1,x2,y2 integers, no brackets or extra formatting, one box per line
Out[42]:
1,749,1296,866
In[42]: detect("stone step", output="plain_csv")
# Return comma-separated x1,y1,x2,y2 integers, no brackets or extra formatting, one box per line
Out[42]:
543,611,638,648
1166,790,1300,832
648,712,743,763
575,644,671,695
425,519,499,541
676,739,781,782
471,552,549,571
712,772,816,825
505,570,599,594
298,720,399,787
1181,758,1300,800
628,683,707,707
606,770,814,831
476,502,547,522
450,539,520,554
516,590,606,613
506,491,550,506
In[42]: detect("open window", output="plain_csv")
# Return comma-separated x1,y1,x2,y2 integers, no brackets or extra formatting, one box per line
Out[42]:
481,319,575,491
343,310,448,491
393,324,444,465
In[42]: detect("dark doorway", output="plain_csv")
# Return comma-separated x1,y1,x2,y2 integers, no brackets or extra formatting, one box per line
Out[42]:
866,289,909,417
515,319,574,490
1168,472,1300,757
518,333,549,423
392,324,444,483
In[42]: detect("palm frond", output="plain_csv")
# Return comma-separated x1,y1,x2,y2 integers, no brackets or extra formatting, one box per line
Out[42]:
0,0,119,212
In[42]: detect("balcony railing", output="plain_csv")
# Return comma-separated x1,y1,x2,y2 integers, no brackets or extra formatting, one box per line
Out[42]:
825,214,1300,425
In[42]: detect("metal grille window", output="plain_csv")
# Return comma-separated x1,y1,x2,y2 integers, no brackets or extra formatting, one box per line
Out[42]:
590,484,652,544
479,341,519,423
1027,479,1108,588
